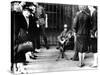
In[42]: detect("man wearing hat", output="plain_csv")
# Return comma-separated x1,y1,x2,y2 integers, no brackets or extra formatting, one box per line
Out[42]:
56,24,74,60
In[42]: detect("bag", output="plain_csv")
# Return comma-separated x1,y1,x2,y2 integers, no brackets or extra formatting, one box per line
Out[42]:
17,41,33,53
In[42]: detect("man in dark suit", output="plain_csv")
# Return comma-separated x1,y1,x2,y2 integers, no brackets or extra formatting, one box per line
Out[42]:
21,4,40,53
28,5,40,51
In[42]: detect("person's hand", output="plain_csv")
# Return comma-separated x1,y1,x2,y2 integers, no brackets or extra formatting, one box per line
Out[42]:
95,31,97,38
60,40,65,44
91,34,94,38
90,30,95,38
73,32,76,37
37,24,40,28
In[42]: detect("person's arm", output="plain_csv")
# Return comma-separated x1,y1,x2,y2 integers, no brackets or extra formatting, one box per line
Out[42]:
72,12,79,43
57,31,65,44
90,11,97,38
72,12,79,33
57,31,62,42
91,10,97,33
57,35,62,43
42,6,46,19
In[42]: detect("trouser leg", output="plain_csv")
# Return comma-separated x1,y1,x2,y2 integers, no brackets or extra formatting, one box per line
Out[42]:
36,35,41,49
41,27,49,48
73,50,79,60
32,40,35,50
72,35,79,60
42,33,48,47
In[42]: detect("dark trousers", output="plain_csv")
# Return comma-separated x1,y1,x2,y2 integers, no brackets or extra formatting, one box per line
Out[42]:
72,46,79,60
71,37,79,60
29,29,41,49
38,26,48,48
28,33,39,50
33,35,41,49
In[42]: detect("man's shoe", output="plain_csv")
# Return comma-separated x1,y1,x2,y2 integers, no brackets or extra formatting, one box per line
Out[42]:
70,58,79,61
23,61,29,65
37,47,41,49
56,46,60,49
34,55,38,58
30,56,37,60
46,46,49,49
78,63,85,68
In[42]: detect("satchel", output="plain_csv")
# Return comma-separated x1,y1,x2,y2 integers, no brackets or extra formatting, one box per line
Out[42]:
17,41,33,53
